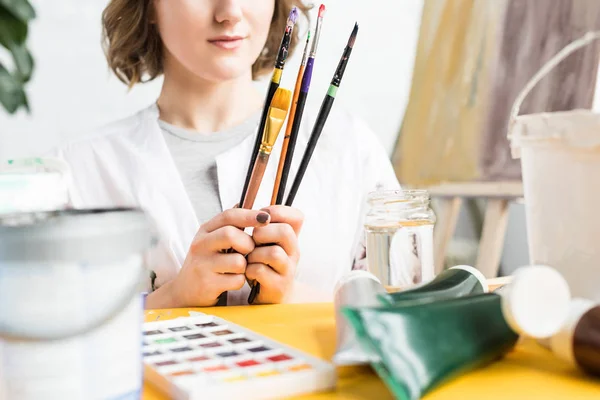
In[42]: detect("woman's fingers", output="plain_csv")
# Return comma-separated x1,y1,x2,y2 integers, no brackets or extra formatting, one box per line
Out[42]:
259,205,303,235
246,245,291,276
245,263,281,291
214,272,246,293
198,225,256,254
201,208,270,233
252,223,298,258
210,252,247,274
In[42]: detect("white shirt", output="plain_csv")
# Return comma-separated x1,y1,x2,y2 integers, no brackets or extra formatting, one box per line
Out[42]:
51,103,400,304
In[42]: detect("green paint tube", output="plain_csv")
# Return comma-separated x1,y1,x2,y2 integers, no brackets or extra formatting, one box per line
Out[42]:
378,265,488,305
344,266,571,400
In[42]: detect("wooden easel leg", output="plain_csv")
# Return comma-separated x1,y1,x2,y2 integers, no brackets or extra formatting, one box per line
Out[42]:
476,199,510,278
433,197,463,274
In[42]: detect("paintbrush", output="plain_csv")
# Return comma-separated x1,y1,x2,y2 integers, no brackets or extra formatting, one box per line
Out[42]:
242,88,293,209
219,88,291,305
244,88,292,305
271,30,312,205
273,4,326,205
218,8,298,306
285,22,359,206
239,7,299,207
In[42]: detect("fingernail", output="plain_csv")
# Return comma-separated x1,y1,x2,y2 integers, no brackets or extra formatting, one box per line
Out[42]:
256,212,269,224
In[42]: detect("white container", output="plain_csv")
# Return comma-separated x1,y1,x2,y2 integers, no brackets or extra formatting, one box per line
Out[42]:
0,209,152,400
0,158,70,214
508,32,600,302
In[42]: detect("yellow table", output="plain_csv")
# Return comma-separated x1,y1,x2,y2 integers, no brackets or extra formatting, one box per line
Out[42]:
143,303,599,399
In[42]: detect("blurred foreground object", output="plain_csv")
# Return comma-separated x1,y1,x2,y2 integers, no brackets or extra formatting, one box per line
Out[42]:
0,157,70,214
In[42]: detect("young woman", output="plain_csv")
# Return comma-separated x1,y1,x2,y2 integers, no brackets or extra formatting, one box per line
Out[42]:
52,0,400,308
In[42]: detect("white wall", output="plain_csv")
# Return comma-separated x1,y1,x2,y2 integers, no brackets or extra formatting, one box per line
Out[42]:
0,0,423,159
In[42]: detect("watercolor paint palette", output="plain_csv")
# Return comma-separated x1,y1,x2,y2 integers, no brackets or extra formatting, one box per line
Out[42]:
143,313,336,399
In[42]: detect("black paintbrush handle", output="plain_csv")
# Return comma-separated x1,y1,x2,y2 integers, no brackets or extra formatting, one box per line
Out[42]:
239,81,279,206
285,95,334,206
216,292,228,306
248,281,260,304
275,92,309,205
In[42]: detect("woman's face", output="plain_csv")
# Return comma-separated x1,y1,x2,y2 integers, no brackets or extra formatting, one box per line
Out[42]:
154,0,275,82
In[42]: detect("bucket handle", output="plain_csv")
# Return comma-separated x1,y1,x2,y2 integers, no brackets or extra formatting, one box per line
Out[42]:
0,265,146,342
508,31,600,138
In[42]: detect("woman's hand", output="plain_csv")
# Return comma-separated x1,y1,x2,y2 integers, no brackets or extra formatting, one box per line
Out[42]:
246,206,304,304
145,208,271,308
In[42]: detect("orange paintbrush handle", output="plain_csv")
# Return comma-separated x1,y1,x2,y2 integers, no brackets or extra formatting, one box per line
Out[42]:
271,64,305,205
243,152,270,210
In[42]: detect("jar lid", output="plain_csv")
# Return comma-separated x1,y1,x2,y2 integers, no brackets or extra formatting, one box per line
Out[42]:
0,208,153,263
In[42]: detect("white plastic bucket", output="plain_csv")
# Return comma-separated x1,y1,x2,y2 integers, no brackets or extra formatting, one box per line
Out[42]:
0,209,152,399
0,157,71,214
509,32,600,302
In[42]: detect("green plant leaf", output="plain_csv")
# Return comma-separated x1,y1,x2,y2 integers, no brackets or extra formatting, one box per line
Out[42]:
0,5,33,82
0,0,36,22
0,1,34,114
0,62,28,113
8,42,33,82
0,6,28,46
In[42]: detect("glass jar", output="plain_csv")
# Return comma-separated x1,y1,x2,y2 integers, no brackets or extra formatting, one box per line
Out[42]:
364,189,436,290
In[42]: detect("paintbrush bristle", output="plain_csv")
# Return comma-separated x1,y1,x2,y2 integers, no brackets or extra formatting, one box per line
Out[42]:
270,87,293,113
289,7,299,24
318,4,326,18
348,22,359,47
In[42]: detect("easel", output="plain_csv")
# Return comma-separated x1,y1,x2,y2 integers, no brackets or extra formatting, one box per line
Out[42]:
426,181,524,278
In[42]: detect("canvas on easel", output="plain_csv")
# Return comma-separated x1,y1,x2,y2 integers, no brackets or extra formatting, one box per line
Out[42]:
392,0,600,276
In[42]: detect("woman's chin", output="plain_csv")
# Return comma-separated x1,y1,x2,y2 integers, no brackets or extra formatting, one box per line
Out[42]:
197,63,253,83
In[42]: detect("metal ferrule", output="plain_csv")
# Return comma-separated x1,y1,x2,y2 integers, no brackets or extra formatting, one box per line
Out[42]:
310,17,324,57
300,35,311,66
259,143,274,155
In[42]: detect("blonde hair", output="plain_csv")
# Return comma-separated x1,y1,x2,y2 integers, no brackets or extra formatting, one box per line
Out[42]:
102,0,311,87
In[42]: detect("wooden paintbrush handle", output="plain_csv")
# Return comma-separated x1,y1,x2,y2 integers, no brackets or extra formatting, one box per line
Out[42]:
240,82,279,206
272,65,305,205
276,93,308,205
242,152,270,210
271,144,288,205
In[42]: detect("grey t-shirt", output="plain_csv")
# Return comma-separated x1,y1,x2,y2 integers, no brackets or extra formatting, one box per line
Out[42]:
159,113,260,224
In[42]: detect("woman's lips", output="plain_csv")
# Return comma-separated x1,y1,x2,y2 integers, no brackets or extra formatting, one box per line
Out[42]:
208,36,245,50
